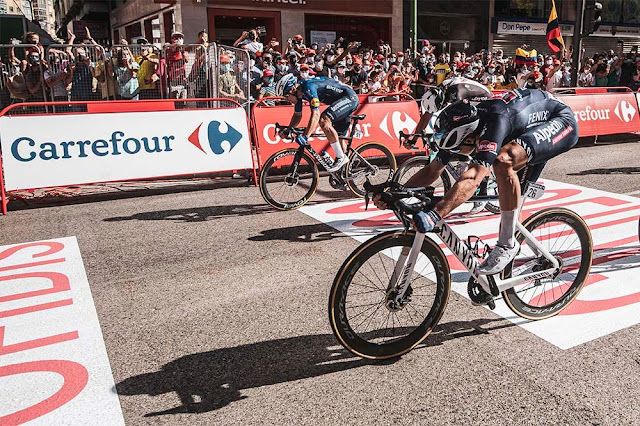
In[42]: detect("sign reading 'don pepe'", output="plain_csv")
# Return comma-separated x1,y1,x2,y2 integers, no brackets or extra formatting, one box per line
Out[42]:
0,108,253,191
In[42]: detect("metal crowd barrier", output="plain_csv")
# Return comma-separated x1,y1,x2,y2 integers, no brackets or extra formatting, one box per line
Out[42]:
110,44,162,100
162,43,209,108
0,43,48,114
215,44,251,116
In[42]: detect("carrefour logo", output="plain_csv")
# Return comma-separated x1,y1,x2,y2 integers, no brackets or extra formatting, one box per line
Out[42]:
187,121,242,154
614,100,636,123
11,131,175,163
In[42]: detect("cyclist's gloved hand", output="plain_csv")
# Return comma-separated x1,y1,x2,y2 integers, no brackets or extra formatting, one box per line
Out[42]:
413,210,441,233
296,134,309,146
279,127,292,140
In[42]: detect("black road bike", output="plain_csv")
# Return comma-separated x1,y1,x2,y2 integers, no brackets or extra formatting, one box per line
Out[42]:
259,114,397,210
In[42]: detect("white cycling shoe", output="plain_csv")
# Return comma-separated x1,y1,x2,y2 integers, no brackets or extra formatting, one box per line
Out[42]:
469,202,486,215
326,155,349,173
477,242,520,275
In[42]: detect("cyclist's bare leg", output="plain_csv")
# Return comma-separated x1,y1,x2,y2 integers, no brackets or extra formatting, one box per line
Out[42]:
492,142,528,211
319,115,346,158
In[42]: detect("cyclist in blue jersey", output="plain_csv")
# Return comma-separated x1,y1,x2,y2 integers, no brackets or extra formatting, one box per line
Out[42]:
275,73,359,172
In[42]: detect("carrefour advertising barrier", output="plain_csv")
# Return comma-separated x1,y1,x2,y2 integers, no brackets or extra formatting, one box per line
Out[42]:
558,92,640,137
252,95,421,167
0,107,253,191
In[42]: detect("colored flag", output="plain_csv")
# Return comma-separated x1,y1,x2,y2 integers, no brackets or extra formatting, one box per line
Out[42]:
515,47,538,67
547,0,565,53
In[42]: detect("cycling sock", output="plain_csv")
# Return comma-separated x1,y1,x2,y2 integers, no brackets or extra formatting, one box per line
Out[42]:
331,142,345,159
497,209,518,248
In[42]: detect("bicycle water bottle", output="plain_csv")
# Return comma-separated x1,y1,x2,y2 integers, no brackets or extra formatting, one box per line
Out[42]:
320,151,333,167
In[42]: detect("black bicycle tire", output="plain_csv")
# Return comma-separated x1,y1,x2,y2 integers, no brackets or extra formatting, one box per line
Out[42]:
346,142,397,197
259,148,319,210
501,208,592,320
329,230,451,359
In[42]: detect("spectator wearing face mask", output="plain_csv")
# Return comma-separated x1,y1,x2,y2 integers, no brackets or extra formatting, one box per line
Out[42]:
166,31,188,102
218,55,245,103
258,69,277,105
416,54,430,96
261,52,275,74
67,48,95,103
298,63,312,80
480,62,498,89
314,56,330,78
234,29,263,54
546,59,563,90
334,61,349,84
433,54,451,85
348,57,368,94
23,48,47,102
578,63,594,87
275,58,289,82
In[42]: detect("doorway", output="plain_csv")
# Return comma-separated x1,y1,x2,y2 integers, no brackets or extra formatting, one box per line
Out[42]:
209,9,281,48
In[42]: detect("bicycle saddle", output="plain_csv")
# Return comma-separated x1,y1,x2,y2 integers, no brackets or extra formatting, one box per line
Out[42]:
351,114,366,121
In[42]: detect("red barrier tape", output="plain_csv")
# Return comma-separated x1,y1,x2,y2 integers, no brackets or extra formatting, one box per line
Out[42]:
251,94,421,169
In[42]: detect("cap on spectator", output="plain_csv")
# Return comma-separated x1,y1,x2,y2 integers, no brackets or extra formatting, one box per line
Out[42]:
300,63,310,70
553,59,561,65
220,55,231,63
533,71,543,81
376,54,384,60
255,51,262,57
263,69,274,77
397,52,404,57
422,40,430,46
287,51,297,57
136,37,149,44
337,61,346,68
293,34,303,41
306,49,316,56
353,57,363,65
378,39,385,45
171,31,184,39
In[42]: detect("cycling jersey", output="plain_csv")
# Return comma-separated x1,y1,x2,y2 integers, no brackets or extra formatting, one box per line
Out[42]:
436,88,578,171
294,77,357,113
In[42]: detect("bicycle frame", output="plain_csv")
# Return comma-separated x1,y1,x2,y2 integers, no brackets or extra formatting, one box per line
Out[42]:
389,183,560,298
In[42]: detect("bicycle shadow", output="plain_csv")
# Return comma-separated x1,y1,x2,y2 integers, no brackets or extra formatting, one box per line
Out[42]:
116,318,512,417
568,167,640,176
104,204,276,223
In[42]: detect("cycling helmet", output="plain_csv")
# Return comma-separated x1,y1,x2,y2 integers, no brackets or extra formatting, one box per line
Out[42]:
421,87,446,114
275,73,298,97
434,99,479,151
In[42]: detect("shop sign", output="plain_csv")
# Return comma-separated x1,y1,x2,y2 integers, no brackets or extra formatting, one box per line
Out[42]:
593,25,640,37
310,31,336,47
497,20,573,35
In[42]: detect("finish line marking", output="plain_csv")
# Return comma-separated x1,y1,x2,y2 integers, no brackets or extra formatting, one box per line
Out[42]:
0,237,124,425
301,179,640,350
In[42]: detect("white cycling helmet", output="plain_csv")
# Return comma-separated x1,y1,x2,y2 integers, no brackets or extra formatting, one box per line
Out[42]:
434,99,480,152
421,87,446,114
275,73,298,97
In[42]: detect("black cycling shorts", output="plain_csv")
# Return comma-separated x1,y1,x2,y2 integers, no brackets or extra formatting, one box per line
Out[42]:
514,106,579,166
321,94,359,136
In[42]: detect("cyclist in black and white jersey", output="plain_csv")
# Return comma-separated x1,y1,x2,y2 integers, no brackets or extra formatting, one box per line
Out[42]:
376,88,579,274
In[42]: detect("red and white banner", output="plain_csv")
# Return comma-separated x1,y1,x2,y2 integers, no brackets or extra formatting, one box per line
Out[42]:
252,96,421,167
0,237,124,424
301,180,640,350
558,93,640,137
0,107,253,191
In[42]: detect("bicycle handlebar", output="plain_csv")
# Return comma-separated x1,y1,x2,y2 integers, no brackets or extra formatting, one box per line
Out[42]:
363,180,441,223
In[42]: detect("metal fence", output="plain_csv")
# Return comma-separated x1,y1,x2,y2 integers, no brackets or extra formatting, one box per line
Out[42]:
111,44,163,100
214,44,251,114
0,44,48,114
163,43,209,108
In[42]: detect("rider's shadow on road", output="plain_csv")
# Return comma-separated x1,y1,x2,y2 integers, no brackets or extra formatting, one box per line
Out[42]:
116,318,512,417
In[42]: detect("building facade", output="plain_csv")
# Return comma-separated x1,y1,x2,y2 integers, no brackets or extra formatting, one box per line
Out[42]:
110,0,404,51
55,0,112,45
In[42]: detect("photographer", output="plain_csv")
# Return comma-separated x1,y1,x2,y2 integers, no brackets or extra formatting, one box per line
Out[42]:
234,28,264,54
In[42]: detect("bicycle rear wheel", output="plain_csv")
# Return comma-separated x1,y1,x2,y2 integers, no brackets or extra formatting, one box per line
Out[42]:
346,142,397,197
501,208,592,320
259,148,319,210
329,230,450,359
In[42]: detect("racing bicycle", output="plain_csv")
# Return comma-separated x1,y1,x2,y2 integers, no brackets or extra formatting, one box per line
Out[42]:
394,131,500,214
259,114,396,210
328,171,593,360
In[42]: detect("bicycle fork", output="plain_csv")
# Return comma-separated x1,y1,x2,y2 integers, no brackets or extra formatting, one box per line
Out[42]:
387,232,426,308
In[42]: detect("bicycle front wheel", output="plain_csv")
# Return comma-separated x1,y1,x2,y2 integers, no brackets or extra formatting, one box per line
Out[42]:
259,148,319,210
393,156,450,194
329,230,451,359
501,208,593,320
346,142,397,197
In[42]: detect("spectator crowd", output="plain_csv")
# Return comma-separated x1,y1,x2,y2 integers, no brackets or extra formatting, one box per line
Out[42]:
3,26,640,112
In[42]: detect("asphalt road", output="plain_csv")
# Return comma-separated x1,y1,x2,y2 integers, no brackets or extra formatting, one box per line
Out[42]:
3,139,640,425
